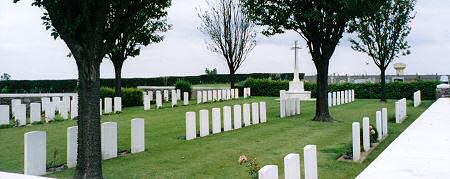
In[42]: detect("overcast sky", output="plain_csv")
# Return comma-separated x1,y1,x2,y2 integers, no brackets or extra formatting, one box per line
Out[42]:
0,0,449,80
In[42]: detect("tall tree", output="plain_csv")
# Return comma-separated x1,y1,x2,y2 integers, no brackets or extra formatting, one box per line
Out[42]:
107,6,170,97
349,0,415,102
14,0,171,178
198,0,257,88
241,0,385,121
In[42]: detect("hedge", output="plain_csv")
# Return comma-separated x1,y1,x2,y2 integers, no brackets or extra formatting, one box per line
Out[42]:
243,78,439,100
100,87,143,107
0,73,303,94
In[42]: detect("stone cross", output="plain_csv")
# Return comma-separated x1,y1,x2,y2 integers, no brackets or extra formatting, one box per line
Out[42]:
291,40,302,82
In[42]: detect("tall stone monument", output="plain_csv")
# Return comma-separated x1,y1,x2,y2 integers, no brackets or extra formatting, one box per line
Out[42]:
286,41,311,100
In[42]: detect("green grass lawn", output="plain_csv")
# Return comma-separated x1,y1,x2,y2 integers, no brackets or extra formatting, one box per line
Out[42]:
0,97,432,178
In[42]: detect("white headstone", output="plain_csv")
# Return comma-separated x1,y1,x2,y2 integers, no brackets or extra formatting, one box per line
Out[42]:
259,102,267,123
148,91,154,101
231,89,235,99
212,108,221,134
258,165,278,179
284,153,301,179
248,88,251,97
171,90,177,108
414,90,421,107
104,98,113,114
336,92,341,105
197,91,202,104
24,131,46,176
235,89,239,99
101,122,117,160
45,102,55,122
63,96,71,112
30,103,41,123
244,88,248,98
70,99,78,119
222,89,227,100
156,91,162,109
67,126,78,168
164,90,169,102
376,111,382,140
0,105,10,125
352,90,355,101
143,95,151,111
217,90,222,101
340,91,345,104
352,122,361,162
304,145,318,179
328,93,332,107
114,97,122,112
345,90,349,103
212,90,217,101
226,89,231,100
223,106,232,131
382,108,388,137
184,92,189,106
233,105,242,129
280,90,286,118
15,104,26,126
202,91,208,103
177,89,181,100
251,102,259,124
11,99,21,116
395,101,400,123
199,109,209,137
186,112,196,140
332,92,337,106
131,118,145,153
243,103,251,126
59,101,69,119
207,90,213,102
295,98,301,115
362,117,370,152
41,97,50,112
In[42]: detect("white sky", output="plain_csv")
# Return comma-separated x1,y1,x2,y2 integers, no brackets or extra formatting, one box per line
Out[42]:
0,0,449,80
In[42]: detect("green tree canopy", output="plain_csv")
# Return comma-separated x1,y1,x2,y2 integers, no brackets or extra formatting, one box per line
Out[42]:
349,0,415,102
241,0,385,121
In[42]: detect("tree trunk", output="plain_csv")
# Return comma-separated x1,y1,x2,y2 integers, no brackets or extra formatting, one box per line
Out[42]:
229,71,235,89
112,58,124,97
313,60,333,122
75,58,103,179
380,68,387,102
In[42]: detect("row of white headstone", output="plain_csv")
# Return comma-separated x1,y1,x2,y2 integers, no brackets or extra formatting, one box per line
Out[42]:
0,96,78,126
100,97,122,115
279,90,301,118
352,108,388,162
24,119,145,176
395,98,407,123
143,89,185,110
328,90,355,107
185,101,266,140
258,145,318,179
196,88,242,104
413,90,421,108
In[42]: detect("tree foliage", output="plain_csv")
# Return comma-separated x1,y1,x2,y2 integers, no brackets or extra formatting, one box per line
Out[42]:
198,0,257,88
241,0,385,121
349,0,415,102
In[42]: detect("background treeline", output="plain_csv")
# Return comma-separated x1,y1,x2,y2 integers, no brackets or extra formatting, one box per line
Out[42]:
0,73,298,93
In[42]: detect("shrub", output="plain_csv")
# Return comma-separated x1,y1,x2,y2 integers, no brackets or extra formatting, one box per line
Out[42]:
101,87,143,107
243,79,439,100
175,80,192,99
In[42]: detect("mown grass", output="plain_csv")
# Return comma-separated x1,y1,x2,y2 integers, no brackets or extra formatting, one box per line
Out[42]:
0,97,432,178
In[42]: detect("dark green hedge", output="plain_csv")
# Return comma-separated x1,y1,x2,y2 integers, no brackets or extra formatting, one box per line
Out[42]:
243,78,439,100
0,73,302,93
100,87,143,107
